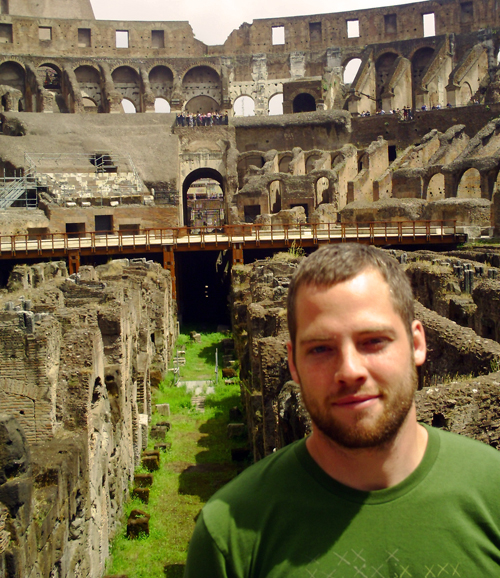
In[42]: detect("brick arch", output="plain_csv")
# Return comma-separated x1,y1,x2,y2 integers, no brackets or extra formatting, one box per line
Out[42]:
72,61,100,75
110,64,141,81
111,66,141,112
0,60,26,111
149,65,174,103
180,63,221,83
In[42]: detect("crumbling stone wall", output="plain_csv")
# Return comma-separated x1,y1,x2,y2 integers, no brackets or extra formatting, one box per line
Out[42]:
231,248,500,461
0,258,176,578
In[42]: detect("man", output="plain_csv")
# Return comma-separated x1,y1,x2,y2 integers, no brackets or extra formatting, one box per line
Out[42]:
185,244,500,578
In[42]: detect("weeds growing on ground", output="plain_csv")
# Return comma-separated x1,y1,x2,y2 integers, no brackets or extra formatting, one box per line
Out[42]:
105,331,246,578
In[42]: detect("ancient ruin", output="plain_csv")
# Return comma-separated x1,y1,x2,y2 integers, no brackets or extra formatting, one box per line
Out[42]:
0,259,176,576
2,0,500,575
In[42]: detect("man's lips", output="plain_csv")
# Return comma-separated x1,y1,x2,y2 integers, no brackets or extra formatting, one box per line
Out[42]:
333,394,380,407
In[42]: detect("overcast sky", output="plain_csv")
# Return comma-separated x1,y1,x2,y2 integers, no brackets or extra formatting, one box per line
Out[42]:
90,0,422,46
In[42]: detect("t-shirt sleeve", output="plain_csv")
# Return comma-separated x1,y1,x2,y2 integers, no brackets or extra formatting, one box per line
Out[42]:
184,513,232,578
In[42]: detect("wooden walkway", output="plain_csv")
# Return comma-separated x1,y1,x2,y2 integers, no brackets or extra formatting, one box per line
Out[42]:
0,220,465,283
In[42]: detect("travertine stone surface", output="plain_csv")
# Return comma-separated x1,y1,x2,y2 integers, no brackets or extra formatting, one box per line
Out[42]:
0,259,176,578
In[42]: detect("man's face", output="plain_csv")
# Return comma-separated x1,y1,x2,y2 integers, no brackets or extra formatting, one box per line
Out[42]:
287,268,426,449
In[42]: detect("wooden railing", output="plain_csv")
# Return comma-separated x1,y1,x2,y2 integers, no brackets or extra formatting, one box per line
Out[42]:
0,220,459,256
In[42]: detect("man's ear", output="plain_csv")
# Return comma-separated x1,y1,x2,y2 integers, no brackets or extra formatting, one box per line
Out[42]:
412,320,426,367
287,341,301,384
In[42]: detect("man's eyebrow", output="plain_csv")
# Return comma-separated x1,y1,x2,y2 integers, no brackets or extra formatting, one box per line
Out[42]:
299,326,397,343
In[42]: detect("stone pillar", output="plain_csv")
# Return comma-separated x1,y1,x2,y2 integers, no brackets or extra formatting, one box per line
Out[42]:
492,190,500,236
140,68,155,113
252,54,269,116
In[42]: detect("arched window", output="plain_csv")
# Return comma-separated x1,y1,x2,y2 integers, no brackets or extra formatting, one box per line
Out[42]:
293,93,316,113
154,98,170,113
121,99,136,113
233,95,255,116
427,173,445,200
268,93,283,115
343,58,362,84
457,168,481,198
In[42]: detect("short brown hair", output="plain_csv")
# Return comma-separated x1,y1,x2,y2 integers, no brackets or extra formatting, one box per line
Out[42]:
287,244,414,347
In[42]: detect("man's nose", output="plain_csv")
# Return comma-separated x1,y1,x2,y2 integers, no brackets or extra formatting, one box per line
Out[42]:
335,343,367,385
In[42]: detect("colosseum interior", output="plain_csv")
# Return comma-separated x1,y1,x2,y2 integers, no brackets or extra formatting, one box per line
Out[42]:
2,0,500,576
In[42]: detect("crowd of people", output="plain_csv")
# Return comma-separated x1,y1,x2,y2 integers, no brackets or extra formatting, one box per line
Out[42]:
360,99,481,120
176,111,229,127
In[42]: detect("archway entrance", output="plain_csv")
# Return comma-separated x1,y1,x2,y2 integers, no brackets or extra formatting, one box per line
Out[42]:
293,93,316,113
182,168,224,227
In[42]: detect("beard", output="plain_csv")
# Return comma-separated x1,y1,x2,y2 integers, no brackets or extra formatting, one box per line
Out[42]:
300,363,418,450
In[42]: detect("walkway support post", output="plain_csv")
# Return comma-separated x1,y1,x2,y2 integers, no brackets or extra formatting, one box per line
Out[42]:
232,244,244,265
163,246,177,300
68,251,80,275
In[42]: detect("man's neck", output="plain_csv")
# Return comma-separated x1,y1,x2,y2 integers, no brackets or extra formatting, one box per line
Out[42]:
305,409,428,492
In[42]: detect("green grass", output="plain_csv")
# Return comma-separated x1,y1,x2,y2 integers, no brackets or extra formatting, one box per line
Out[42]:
105,331,247,578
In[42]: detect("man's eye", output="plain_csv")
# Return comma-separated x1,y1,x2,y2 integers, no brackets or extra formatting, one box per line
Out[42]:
362,337,386,349
308,345,330,355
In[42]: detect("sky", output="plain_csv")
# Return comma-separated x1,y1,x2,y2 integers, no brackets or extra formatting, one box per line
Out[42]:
90,0,422,46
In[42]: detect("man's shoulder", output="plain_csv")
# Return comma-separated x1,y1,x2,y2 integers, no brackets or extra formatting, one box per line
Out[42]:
429,425,500,474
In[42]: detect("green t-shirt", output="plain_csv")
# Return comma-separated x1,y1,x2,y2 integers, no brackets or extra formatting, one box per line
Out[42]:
185,425,500,578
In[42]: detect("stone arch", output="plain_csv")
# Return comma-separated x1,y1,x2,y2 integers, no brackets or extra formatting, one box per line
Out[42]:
149,65,173,103
75,65,102,111
112,66,141,112
154,97,170,112
315,176,330,205
375,52,399,109
358,153,369,172
460,82,472,106
0,60,25,110
293,92,316,113
305,153,322,174
268,179,283,213
37,62,61,90
185,95,219,114
82,96,98,112
182,167,224,227
343,57,362,84
411,47,435,106
182,65,221,108
233,95,255,116
268,93,283,115
37,62,65,112
121,98,136,113
237,153,265,188
456,168,481,198
279,154,292,173
426,172,445,200
332,153,344,167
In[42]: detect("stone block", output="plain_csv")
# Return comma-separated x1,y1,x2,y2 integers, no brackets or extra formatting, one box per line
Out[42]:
126,510,150,539
134,474,153,488
150,369,163,388
154,443,172,452
156,421,171,430
141,455,159,472
227,423,246,438
142,450,160,460
155,404,170,416
131,487,150,504
150,425,169,440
